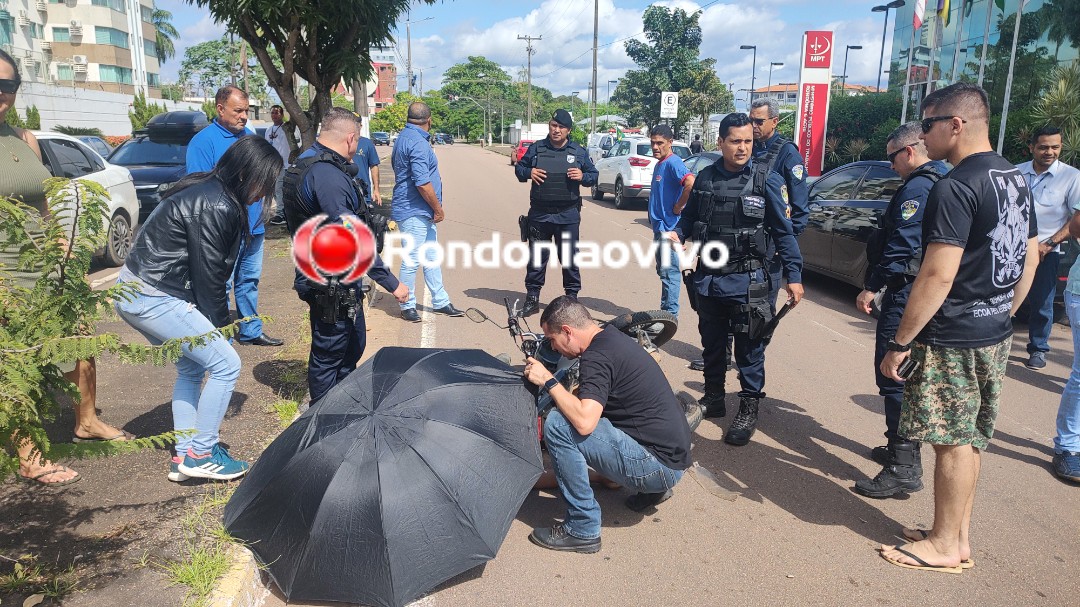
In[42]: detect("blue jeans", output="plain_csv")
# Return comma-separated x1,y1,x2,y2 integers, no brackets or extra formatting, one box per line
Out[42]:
1027,251,1060,354
654,231,680,317
397,215,450,310
543,410,683,539
115,289,242,456
233,233,265,340
1055,291,1080,453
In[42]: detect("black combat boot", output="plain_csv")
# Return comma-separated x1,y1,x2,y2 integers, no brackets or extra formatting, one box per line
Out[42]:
521,295,540,317
724,397,759,446
698,392,726,418
854,441,923,498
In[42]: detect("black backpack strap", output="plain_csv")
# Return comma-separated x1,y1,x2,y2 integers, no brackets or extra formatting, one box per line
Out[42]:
907,166,944,184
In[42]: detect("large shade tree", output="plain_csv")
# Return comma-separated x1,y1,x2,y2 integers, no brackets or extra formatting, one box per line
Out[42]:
188,0,434,150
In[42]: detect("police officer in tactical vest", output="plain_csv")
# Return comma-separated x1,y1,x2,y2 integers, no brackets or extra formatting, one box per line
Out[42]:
675,113,804,446
282,108,409,403
515,109,599,316
853,122,946,498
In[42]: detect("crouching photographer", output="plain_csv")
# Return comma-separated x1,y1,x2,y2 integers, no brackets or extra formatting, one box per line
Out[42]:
522,296,692,554
282,108,408,404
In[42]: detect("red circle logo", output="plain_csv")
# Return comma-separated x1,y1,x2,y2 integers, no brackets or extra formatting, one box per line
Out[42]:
292,214,376,285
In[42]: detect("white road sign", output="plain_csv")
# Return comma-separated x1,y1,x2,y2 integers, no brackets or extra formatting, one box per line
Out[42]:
660,91,679,118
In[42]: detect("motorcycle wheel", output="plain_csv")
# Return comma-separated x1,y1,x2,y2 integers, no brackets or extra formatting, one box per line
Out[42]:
606,310,678,348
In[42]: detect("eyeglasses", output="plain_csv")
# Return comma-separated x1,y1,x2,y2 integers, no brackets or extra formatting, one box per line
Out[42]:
887,143,918,163
921,115,965,133
0,79,21,94
750,118,769,126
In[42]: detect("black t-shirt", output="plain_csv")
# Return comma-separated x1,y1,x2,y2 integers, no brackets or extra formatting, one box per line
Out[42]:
576,325,692,469
918,151,1037,348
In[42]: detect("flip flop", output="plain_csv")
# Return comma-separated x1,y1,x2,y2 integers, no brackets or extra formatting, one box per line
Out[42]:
879,546,963,574
73,430,135,443
19,466,81,486
901,529,975,568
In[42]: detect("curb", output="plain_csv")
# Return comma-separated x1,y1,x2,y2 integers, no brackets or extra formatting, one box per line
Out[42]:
207,545,269,607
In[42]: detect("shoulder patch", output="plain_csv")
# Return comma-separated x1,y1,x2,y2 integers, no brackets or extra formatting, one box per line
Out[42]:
900,199,920,220
791,164,805,181
781,184,789,205
566,154,576,163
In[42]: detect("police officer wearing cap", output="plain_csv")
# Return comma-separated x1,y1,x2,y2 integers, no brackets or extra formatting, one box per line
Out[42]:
282,107,409,403
675,113,804,446
852,121,946,499
515,109,598,316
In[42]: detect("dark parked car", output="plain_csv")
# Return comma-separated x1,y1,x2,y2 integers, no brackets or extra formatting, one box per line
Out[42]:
437,133,454,145
684,151,722,175
372,131,391,146
108,111,208,223
800,160,1074,299
78,135,113,158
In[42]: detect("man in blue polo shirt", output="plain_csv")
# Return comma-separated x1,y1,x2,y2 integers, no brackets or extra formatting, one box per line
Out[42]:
390,101,463,322
648,124,695,317
186,85,282,346
353,113,382,205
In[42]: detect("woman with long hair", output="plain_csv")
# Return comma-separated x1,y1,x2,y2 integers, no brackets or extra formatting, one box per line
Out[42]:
115,135,281,481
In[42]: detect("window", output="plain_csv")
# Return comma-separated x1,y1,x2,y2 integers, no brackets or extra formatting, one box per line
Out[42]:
30,23,44,39
91,0,127,13
44,139,96,179
857,166,903,201
615,141,630,156
53,27,70,42
95,27,129,49
809,166,866,202
635,143,651,156
144,39,157,57
99,64,133,84
0,17,11,47
147,72,160,87
141,5,153,23
57,64,73,80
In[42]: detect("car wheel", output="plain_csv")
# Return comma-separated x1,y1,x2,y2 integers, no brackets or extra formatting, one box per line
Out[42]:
592,183,604,201
103,211,132,267
614,178,625,209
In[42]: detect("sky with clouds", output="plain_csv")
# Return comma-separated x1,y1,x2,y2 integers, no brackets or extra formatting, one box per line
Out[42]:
156,0,902,109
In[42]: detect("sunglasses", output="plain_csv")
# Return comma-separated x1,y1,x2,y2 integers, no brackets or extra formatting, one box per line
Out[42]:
921,115,966,133
750,118,770,126
0,79,21,94
887,143,918,163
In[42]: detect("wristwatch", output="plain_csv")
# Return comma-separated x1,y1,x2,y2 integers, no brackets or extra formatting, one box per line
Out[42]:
886,338,911,352
542,378,560,393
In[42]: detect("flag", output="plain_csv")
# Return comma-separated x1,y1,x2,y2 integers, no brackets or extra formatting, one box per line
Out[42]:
914,0,926,29
615,126,625,141
937,0,951,27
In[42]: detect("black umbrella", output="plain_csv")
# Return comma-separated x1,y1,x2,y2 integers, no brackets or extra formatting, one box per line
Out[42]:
223,347,544,607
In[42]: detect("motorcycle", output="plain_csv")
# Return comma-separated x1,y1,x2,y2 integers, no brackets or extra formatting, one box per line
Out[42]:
465,299,702,431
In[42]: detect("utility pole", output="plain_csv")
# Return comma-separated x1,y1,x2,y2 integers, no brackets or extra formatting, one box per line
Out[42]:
240,41,250,94
405,16,432,96
518,34,541,128
590,0,598,134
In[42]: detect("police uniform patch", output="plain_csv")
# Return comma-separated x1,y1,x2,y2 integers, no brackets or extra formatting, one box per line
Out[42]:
900,199,920,220
792,164,805,181
566,154,576,163
781,184,789,204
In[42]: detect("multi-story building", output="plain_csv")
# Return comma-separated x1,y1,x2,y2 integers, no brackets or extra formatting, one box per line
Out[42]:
0,0,160,98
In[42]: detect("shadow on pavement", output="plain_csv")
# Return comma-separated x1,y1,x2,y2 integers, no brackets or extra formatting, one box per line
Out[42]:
252,359,309,399
1005,356,1066,394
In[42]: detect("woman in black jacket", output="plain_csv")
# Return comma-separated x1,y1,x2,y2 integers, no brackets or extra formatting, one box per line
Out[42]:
115,136,281,482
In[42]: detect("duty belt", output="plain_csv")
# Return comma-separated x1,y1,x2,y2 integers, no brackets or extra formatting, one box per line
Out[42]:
531,201,579,214
701,257,765,275
885,274,916,292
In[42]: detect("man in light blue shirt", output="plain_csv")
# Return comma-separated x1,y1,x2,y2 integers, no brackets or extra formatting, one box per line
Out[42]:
391,101,462,322
353,114,382,205
186,85,282,346
1016,126,1080,369
647,124,694,317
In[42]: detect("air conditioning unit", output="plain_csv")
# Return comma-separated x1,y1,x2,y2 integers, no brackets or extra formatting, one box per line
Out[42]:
17,10,29,27
40,40,51,51
24,49,33,59
72,62,88,74
70,20,83,36
73,55,87,65
35,0,47,12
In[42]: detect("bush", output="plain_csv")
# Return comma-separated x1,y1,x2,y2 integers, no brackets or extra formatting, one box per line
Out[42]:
129,91,167,133
25,106,41,130
104,135,131,148
53,126,105,137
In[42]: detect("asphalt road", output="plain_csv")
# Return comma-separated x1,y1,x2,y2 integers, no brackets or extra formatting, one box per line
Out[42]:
263,143,1079,607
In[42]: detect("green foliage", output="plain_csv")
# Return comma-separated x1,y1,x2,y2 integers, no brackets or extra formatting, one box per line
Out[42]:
823,92,903,171
0,181,254,479
25,105,41,130
52,126,105,137
153,7,180,64
369,92,418,135
680,60,735,138
202,99,217,122
128,90,168,132
1031,62,1080,166
160,82,186,102
5,105,25,128
179,37,271,105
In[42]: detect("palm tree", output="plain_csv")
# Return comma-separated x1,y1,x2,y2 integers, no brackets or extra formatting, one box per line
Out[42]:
152,6,179,64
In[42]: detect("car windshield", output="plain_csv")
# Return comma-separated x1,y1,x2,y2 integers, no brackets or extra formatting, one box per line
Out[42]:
109,137,186,166
672,145,691,159
374,132,388,137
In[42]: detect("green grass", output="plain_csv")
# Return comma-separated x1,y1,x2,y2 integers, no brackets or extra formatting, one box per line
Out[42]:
0,558,78,599
269,399,300,427
161,544,231,607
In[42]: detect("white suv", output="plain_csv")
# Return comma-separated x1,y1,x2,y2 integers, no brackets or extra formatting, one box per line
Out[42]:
592,137,691,209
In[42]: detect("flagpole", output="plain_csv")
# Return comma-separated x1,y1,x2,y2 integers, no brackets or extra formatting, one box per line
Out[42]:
977,0,995,85
949,1,966,81
997,0,1025,153
924,14,940,99
901,25,917,123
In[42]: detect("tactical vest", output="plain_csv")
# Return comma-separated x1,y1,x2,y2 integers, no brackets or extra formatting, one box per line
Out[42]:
865,165,944,278
281,151,363,237
692,159,775,273
531,142,580,212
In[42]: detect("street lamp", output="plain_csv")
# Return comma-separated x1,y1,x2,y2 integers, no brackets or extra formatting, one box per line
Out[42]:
767,61,784,96
872,0,906,92
607,79,618,104
842,45,863,92
405,15,434,95
740,45,757,98
571,91,580,117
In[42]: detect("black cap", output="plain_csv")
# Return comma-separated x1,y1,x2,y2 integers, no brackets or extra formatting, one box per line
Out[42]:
551,109,573,129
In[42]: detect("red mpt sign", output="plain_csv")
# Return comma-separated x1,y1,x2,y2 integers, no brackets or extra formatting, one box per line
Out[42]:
803,31,834,69
796,83,830,176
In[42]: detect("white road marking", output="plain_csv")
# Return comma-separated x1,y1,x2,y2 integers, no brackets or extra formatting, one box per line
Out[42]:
809,319,868,349
90,270,119,289
420,281,436,347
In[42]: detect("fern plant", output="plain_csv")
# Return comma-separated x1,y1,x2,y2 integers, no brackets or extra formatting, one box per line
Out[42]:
0,179,248,478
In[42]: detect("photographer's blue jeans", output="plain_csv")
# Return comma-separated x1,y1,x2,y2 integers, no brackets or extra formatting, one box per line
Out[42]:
543,410,682,540
233,233,265,340
1055,291,1080,453
398,215,451,310
1027,251,1060,354
654,231,680,317
115,290,242,456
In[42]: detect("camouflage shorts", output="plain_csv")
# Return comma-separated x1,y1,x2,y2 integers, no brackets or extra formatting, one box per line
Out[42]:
899,337,1011,450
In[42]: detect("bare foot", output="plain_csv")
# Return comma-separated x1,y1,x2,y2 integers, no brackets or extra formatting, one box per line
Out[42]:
902,527,971,563
74,419,132,441
19,459,80,485
880,539,962,569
